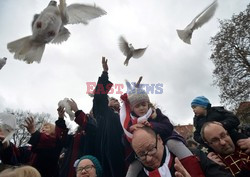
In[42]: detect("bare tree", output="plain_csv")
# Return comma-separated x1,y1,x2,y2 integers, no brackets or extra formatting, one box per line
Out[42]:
4,108,53,147
209,4,250,111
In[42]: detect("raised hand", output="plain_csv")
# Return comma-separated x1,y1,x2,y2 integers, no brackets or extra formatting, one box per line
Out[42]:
102,56,108,72
67,98,79,112
23,117,36,134
57,106,65,118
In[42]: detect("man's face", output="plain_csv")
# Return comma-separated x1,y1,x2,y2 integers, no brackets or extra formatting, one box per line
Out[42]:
108,98,120,110
192,105,206,116
132,129,164,169
204,124,235,155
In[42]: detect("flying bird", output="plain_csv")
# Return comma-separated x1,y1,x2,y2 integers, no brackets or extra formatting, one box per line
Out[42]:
7,0,107,64
58,98,75,120
119,36,147,66
0,113,17,143
176,0,218,44
0,57,7,70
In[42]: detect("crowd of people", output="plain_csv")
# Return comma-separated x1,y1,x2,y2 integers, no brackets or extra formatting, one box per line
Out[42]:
0,56,249,177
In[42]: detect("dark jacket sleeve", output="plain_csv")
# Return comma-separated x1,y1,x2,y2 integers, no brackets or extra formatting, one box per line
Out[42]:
193,117,204,144
75,110,88,129
0,143,31,165
149,109,174,141
93,71,113,116
217,108,240,130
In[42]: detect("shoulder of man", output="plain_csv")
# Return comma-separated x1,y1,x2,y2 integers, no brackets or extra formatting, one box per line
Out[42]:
211,106,232,114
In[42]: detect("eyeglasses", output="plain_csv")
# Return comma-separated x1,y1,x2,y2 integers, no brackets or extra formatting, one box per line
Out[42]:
207,132,229,145
135,134,158,161
76,165,95,173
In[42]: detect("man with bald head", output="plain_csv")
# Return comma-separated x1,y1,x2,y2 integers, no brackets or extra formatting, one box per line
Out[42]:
201,121,250,177
131,126,175,176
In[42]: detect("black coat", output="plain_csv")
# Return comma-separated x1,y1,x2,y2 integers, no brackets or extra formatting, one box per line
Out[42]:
193,106,246,145
93,71,126,177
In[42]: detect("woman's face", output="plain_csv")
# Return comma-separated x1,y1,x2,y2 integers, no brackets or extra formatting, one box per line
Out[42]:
133,101,149,117
40,124,54,136
76,159,97,177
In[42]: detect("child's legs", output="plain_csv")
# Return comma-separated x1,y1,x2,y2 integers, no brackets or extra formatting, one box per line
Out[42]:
166,139,192,159
126,159,143,177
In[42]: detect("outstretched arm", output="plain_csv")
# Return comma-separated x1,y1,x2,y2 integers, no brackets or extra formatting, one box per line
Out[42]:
93,57,113,116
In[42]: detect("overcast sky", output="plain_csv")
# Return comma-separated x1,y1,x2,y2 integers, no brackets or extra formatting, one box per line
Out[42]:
0,0,249,127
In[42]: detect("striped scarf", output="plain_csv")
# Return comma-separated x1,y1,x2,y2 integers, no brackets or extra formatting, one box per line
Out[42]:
120,93,152,142
144,146,173,177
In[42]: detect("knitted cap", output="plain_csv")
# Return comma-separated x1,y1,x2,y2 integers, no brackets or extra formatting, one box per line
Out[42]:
126,78,149,108
75,155,103,177
191,96,211,108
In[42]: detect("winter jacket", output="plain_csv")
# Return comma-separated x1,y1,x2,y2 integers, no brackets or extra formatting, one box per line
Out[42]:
93,71,126,177
193,106,247,145
59,111,96,177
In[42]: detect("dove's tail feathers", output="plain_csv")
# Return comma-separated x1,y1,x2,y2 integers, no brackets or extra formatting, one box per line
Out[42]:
133,47,147,59
176,29,191,44
124,58,129,66
7,36,45,64
67,4,107,25
52,27,71,44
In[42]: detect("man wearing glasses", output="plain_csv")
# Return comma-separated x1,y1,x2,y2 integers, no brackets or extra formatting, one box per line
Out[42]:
131,126,178,176
201,121,250,177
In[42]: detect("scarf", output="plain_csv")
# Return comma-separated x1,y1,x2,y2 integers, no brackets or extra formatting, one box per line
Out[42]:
120,93,152,142
144,146,173,177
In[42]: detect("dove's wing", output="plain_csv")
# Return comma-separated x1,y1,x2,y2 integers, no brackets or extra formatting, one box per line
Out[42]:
189,0,218,30
132,47,147,58
66,4,107,25
58,0,69,24
119,36,130,56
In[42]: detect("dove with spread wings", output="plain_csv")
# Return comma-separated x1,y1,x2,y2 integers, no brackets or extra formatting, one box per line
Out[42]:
119,36,148,66
7,0,107,64
0,57,7,70
177,0,218,44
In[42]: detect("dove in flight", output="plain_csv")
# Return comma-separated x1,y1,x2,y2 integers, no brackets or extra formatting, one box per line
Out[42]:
0,57,7,70
0,113,17,143
176,0,218,44
7,0,107,64
119,36,148,66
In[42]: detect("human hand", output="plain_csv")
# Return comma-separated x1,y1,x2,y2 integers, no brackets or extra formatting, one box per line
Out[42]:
57,106,65,118
207,152,226,166
174,157,191,177
102,56,108,72
141,120,151,127
237,138,250,154
23,117,36,134
129,123,145,133
67,98,79,112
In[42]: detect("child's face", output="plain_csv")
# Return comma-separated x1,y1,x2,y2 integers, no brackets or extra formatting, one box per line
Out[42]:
133,101,149,117
40,124,53,135
192,106,206,116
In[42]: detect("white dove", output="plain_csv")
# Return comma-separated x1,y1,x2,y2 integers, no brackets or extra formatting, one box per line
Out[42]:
176,0,218,44
119,36,148,66
7,0,107,64
58,98,75,120
0,113,17,143
0,57,7,70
